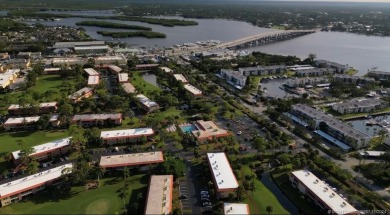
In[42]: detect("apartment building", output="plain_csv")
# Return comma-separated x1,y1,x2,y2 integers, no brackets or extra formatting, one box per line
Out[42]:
72,114,122,127
99,151,163,168
8,102,57,115
68,87,94,103
144,175,173,215
100,128,154,145
332,98,387,114
136,94,160,113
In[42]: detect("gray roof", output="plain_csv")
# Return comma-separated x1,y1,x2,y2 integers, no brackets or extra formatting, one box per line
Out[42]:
332,98,383,109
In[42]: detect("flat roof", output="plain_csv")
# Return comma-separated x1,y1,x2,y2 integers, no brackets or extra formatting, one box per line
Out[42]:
0,163,73,198
145,175,173,215
118,73,129,83
84,68,99,76
291,170,358,215
207,153,238,191
122,83,136,93
52,58,86,63
160,67,173,73
100,128,154,139
358,151,385,157
107,65,122,73
95,56,125,61
44,68,61,72
192,120,229,140
12,137,71,160
4,116,40,125
223,203,250,215
292,104,370,140
88,75,100,85
184,84,202,96
99,151,163,168
136,94,159,108
173,74,188,83
8,102,57,110
72,113,122,122
332,98,383,109
53,41,105,48
74,45,109,50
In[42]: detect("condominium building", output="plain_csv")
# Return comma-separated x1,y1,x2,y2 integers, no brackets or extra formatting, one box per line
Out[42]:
289,170,358,215
52,57,88,67
121,82,136,94
8,102,57,115
296,68,335,77
94,55,126,65
99,151,163,168
238,65,287,76
68,87,94,103
100,128,154,145
3,115,60,131
184,84,203,96
144,175,173,215
0,164,73,207
107,65,122,74
314,60,349,73
72,114,122,127
136,94,160,113
332,98,387,114
207,153,239,199
334,75,376,85
87,75,100,87
135,64,159,70
219,69,247,89
118,73,129,83
290,104,371,150
186,120,230,142
173,74,188,83
11,138,72,166
84,68,99,76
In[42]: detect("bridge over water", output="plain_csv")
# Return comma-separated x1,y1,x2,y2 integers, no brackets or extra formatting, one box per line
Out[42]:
166,29,316,56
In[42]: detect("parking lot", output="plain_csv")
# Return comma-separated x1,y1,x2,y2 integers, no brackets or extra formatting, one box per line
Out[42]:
178,179,191,211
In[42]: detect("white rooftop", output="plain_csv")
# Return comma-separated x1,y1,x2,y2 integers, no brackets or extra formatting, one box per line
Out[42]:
4,116,40,125
136,94,159,108
358,151,385,157
8,102,57,110
0,164,73,198
184,84,202,96
291,170,358,215
118,73,129,83
74,45,108,50
88,75,100,86
121,83,136,94
99,151,163,168
160,67,173,73
100,128,154,139
12,137,72,160
173,74,188,83
145,175,173,215
223,203,250,215
84,68,99,76
207,153,238,191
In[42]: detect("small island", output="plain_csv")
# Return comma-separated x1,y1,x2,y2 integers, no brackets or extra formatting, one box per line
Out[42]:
114,17,199,27
76,20,151,31
97,31,166,38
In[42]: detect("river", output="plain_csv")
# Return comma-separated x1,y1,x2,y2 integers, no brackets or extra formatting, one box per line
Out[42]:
7,10,390,76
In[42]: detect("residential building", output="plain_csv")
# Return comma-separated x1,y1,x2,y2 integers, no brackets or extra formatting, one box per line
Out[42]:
187,120,230,142
68,87,94,103
100,128,154,145
219,69,247,89
84,68,99,76
184,84,203,96
290,104,371,149
5,59,31,69
87,75,100,87
239,65,287,76
121,82,136,94
332,98,387,114
43,68,61,74
0,69,19,89
314,60,349,73
118,73,129,83
173,74,188,83
296,68,335,77
53,41,106,49
3,115,60,131
52,57,88,67
136,94,160,113
72,114,122,127
144,175,173,215
135,64,159,70
8,102,57,115
207,153,239,199
16,52,41,60
99,151,163,168
74,46,108,54
11,138,72,166
0,164,73,207
289,170,358,215
107,65,122,74
94,55,126,65
223,203,250,215
366,71,390,80
334,75,376,85
283,77,329,88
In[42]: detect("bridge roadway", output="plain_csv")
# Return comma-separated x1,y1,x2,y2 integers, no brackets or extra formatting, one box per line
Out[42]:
166,29,316,56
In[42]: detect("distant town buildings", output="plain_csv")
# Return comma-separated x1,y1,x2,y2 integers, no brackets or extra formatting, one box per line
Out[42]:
144,175,173,215
289,170,358,215
331,98,387,114
52,41,108,54
100,128,154,145
207,153,239,199
72,114,122,127
0,164,73,207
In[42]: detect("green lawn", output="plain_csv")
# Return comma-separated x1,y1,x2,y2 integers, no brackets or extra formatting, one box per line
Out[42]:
33,75,66,94
0,175,149,215
131,71,161,97
272,171,319,215
0,130,69,158
241,166,289,214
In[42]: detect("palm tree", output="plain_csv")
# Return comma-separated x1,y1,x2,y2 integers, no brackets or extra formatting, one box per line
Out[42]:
123,167,130,180
94,166,106,184
266,205,273,215
118,186,129,213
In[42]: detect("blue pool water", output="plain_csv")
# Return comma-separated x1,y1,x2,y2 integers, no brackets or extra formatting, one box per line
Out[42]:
180,125,198,133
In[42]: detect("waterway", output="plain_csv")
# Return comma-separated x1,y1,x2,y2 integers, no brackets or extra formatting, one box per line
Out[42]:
0,11,7,16
142,73,158,87
348,114,390,137
260,79,297,99
5,9,390,75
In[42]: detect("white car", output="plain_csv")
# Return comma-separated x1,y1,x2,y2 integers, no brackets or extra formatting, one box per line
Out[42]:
237,131,242,135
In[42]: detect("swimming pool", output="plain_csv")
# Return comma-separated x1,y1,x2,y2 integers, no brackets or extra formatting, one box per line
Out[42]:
179,124,198,133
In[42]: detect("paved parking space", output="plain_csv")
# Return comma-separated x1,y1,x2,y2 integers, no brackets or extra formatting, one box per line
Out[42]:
178,180,191,210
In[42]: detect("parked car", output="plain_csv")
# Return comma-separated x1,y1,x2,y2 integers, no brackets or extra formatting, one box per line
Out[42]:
202,202,212,207
200,191,209,195
180,195,188,199
201,198,210,203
